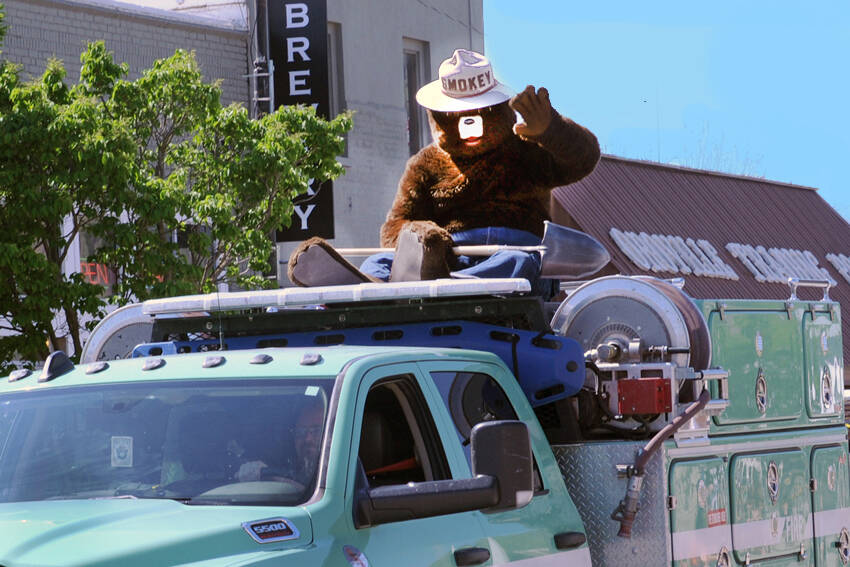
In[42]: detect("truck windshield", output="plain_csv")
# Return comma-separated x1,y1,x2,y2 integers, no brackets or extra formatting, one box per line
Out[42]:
0,379,333,506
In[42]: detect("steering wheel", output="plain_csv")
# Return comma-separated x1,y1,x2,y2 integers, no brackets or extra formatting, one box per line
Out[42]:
258,467,306,491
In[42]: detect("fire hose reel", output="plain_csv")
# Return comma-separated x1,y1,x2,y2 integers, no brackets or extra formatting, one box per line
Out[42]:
551,276,712,417
551,275,712,371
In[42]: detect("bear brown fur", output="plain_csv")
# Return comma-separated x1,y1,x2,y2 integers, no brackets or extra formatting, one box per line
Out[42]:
379,96,601,251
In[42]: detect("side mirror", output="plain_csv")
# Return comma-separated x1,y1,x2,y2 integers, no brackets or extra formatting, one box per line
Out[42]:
471,420,534,510
353,420,533,528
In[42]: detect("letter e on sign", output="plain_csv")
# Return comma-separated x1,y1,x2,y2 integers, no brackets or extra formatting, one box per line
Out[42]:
290,69,311,95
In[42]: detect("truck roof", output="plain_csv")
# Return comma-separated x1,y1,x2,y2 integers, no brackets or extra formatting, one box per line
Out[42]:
1,345,501,394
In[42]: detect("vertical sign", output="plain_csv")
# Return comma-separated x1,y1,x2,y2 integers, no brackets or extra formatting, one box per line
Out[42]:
269,0,335,241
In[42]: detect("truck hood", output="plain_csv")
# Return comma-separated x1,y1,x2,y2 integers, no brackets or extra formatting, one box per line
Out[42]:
0,499,313,567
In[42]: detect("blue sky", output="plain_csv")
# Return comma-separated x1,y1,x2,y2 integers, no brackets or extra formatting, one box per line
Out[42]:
483,1,850,221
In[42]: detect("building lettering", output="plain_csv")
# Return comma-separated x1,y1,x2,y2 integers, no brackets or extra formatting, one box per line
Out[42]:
271,0,334,240
285,3,309,27
80,262,111,286
826,253,850,285
286,37,310,63
285,3,311,96
293,204,316,229
725,243,835,285
609,228,738,280
609,227,847,286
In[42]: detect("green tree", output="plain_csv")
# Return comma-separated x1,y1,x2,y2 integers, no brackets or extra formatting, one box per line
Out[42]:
0,41,351,371
0,59,135,370
87,43,351,301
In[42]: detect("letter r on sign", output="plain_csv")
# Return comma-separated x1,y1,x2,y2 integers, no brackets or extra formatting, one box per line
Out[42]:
287,37,310,63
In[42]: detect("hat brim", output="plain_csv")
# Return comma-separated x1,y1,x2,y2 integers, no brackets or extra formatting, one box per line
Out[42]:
415,79,514,112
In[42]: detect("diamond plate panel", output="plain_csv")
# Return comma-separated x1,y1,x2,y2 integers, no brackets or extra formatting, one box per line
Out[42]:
553,442,671,567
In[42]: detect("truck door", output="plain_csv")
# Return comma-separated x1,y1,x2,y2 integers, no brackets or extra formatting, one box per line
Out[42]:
421,360,592,566
344,365,489,567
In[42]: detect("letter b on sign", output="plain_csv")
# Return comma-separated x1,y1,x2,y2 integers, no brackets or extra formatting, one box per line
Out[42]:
286,3,309,28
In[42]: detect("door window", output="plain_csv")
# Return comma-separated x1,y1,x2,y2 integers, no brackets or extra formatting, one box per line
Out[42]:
358,375,450,487
431,370,543,490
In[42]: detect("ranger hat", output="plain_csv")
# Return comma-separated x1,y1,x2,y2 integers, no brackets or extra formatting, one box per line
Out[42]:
416,49,515,112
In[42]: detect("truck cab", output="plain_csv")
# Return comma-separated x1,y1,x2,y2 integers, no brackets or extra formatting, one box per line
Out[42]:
0,344,586,566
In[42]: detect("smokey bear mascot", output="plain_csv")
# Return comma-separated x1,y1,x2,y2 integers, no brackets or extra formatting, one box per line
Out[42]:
288,49,600,298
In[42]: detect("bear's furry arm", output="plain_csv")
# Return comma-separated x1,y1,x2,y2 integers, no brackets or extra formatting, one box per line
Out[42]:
519,110,601,186
379,150,437,247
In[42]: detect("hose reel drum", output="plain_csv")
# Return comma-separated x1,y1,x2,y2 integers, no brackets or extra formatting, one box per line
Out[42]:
550,276,712,432
551,276,711,371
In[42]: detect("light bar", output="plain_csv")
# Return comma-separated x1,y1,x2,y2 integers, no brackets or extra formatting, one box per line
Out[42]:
142,278,531,315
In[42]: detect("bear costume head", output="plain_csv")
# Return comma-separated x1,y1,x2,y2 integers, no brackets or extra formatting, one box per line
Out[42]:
427,102,516,158
416,49,518,159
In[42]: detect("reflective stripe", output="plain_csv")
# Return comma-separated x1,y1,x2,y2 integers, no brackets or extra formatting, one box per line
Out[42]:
492,547,592,567
815,507,850,537
672,525,733,560
668,507,850,561
731,515,813,549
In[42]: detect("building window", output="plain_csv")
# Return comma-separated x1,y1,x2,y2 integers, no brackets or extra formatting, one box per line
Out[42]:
403,38,430,155
327,21,347,157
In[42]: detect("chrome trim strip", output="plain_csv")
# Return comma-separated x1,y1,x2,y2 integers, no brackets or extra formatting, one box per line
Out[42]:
668,431,847,458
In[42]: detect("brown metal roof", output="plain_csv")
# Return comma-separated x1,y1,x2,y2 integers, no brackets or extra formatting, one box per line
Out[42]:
551,155,850,381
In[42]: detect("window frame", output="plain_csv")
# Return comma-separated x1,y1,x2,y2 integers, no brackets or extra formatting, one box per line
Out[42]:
402,37,431,155
327,21,347,156
352,370,452,492
419,361,547,493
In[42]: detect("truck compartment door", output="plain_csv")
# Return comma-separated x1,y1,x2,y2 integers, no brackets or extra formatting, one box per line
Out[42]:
707,306,803,426
729,450,811,564
803,307,844,421
811,445,850,567
669,458,732,567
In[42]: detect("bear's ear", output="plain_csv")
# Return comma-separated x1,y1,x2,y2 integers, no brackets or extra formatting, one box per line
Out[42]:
484,100,517,127
427,109,455,150
427,108,450,132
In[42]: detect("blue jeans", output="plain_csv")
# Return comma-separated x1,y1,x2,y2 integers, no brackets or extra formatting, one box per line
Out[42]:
360,227,558,299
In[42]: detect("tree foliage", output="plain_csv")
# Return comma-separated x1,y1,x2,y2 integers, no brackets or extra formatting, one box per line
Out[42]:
0,58,134,367
0,41,352,371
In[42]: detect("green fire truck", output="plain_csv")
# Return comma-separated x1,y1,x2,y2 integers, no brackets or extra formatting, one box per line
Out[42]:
0,275,846,567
